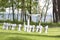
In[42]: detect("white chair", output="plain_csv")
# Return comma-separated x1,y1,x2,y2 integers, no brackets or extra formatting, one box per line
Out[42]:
6,23,9,30
24,25,31,32
32,25,35,32
39,25,43,33
27,25,34,32
18,24,22,31
7,23,11,30
36,25,40,32
45,25,48,33
3,22,6,30
11,24,16,30
3,23,9,30
36,25,43,33
28,25,32,32
29,25,35,32
24,25,28,32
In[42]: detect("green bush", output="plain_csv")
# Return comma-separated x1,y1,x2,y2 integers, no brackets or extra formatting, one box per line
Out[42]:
0,20,60,27
0,20,23,24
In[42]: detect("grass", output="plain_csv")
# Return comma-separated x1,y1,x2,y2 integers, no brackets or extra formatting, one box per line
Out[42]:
0,25,60,40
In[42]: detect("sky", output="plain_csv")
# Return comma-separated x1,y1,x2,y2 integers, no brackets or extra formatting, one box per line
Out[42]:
39,0,53,15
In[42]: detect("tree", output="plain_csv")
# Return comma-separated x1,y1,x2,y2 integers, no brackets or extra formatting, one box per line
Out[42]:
21,0,26,22
53,0,59,23
57,0,60,22
44,0,50,22
0,0,8,12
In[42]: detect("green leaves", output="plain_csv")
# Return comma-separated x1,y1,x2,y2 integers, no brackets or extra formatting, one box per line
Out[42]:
0,8,5,12
0,0,38,13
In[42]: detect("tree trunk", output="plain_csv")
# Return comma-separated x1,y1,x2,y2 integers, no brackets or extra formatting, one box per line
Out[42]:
44,0,49,22
29,0,31,22
12,0,15,21
21,0,25,22
53,0,58,23
27,0,31,22
57,0,60,22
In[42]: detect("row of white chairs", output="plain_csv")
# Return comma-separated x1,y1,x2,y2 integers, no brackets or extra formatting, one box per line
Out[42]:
24,25,48,33
3,23,16,30
3,23,48,33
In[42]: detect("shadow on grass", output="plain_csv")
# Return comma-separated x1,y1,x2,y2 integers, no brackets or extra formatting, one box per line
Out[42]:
5,36,32,40
0,32,60,38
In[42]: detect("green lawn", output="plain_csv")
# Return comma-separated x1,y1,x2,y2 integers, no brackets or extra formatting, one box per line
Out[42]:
0,25,60,40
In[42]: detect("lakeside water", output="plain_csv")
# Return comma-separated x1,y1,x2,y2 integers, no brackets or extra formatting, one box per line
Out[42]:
0,13,53,22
